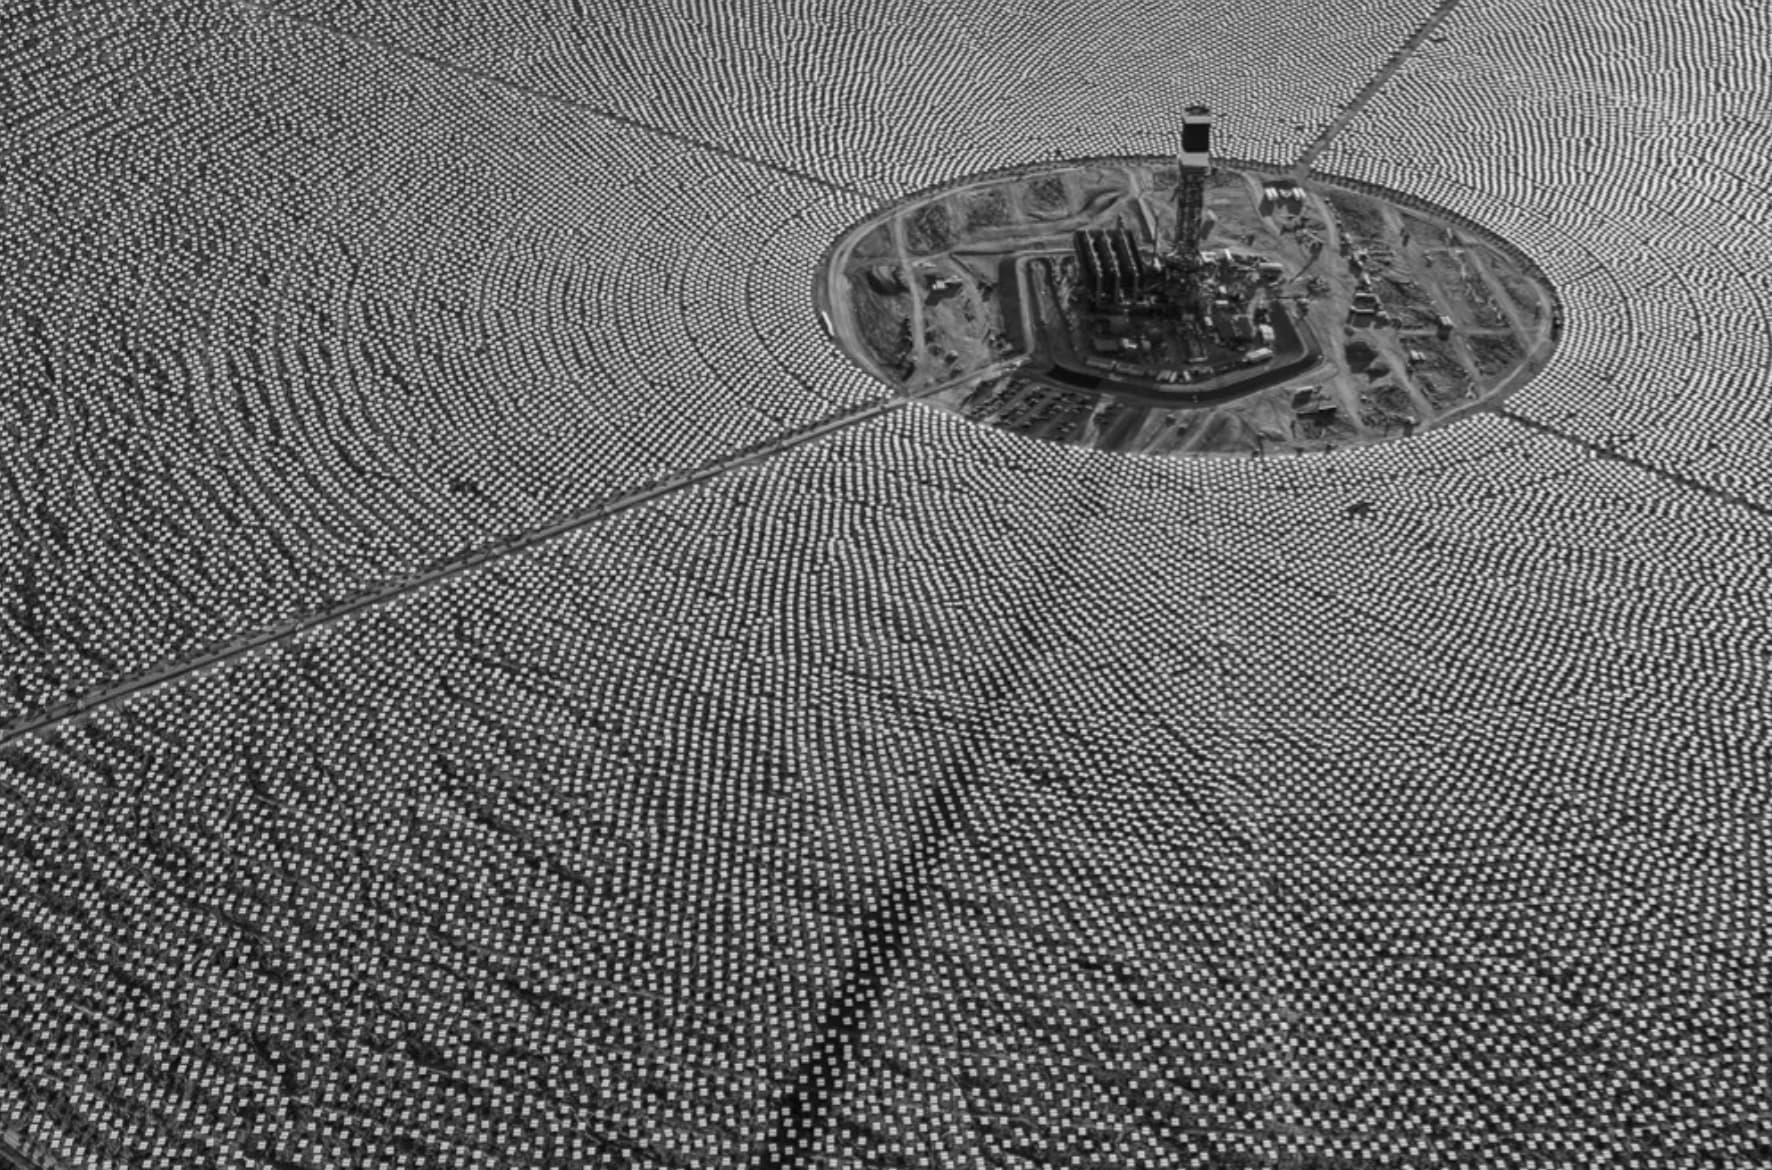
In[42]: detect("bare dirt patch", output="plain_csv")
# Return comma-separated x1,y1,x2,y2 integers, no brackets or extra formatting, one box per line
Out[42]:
1328,191,1387,246
1024,174,1069,219
1375,275,1438,328
964,188,1012,231
1401,335,1472,411
905,201,955,254
848,280,912,377
849,222,894,261
1468,331,1525,381
1497,266,1542,318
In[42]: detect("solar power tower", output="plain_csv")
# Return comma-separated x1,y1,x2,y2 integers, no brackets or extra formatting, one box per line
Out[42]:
1174,105,1213,267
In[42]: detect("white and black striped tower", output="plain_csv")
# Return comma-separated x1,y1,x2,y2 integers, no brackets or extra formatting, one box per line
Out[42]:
1175,105,1212,267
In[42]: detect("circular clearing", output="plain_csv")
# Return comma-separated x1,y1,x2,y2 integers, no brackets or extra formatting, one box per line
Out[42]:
819,158,1561,457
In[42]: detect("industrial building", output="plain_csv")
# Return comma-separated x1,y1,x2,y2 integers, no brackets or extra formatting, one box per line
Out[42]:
1071,226,1144,305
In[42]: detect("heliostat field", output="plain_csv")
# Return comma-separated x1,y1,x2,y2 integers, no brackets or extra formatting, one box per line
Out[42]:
1,1,1769,1168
